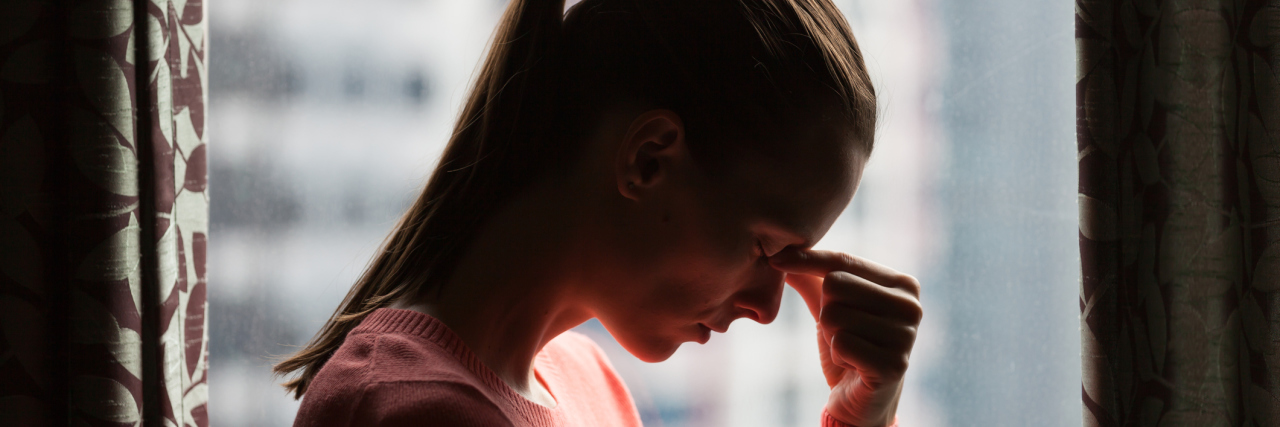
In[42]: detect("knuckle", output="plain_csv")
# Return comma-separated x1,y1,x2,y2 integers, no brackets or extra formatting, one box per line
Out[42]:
833,331,855,352
821,325,841,342
818,304,848,324
822,272,850,294
836,252,859,268
905,300,924,323
817,308,839,329
891,355,910,374
824,270,850,283
818,305,835,325
895,274,921,295
895,333,918,353
894,323,917,340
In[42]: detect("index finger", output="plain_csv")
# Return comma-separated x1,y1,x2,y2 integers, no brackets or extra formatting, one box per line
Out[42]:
768,248,912,291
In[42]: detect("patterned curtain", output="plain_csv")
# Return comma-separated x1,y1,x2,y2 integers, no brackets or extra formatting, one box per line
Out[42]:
0,0,209,425
1078,0,1279,425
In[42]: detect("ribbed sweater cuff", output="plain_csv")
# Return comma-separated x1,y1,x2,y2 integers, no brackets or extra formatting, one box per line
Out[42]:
821,410,899,427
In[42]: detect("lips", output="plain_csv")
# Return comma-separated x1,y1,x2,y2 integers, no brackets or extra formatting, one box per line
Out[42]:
696,324,712,344
701,323,728,334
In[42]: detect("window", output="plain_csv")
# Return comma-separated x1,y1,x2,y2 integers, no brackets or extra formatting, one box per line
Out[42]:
208,0,1078,425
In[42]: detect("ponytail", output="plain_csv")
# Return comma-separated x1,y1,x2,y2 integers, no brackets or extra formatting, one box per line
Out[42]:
274,0,567,398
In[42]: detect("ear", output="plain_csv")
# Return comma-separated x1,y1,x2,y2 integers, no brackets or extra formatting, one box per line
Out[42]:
615,109,687,201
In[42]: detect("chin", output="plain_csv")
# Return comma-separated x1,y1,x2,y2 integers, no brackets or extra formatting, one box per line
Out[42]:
617,333,681,363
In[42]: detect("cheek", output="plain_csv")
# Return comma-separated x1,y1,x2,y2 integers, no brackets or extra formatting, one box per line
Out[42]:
614,247,756,322
640,251,760,324
597,236,762,361
653,242,751,298
653,207,764,311
599,180,761,334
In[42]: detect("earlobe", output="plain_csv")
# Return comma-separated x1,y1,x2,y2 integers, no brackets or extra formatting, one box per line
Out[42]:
616,109,686,201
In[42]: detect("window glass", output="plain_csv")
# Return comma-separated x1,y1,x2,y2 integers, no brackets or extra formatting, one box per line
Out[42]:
208,0,1079,425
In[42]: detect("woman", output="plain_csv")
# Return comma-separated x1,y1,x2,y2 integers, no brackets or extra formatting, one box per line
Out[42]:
275,0,922,425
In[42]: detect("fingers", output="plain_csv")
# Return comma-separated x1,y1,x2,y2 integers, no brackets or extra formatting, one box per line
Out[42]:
818,297,918,382
819,303,917,351
828,329,910,384
810,268,920,386
770,249,921,296
823,271,923,323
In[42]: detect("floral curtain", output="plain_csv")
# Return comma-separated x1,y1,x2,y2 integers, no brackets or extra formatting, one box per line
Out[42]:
1078,0,1279,425
0,0,209,425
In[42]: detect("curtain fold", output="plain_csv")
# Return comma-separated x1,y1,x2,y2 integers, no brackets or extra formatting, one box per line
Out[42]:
0,0,209,425
1078,0,1279,425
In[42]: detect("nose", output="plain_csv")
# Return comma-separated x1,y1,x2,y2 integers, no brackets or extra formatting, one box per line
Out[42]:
732,268,786,325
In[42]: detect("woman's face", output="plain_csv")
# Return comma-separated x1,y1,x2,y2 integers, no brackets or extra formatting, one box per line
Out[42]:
587,120,866,362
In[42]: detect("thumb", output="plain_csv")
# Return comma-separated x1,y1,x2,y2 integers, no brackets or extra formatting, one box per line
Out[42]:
784,272,823,323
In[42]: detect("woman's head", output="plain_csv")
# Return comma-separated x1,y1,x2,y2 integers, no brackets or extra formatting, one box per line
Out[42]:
534,0,878,362
575,108,865,362
276,0,875,396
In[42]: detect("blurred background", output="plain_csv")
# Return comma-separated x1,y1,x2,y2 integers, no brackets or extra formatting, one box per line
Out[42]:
206,0,1079,426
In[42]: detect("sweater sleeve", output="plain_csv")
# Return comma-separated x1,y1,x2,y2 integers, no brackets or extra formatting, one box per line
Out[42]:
350,381,516,427
821,409,899,427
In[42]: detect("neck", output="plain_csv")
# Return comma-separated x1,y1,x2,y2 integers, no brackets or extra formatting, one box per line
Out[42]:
391,177,597,407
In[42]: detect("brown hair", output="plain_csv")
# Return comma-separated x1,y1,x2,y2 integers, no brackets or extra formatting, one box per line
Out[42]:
274,0,875,398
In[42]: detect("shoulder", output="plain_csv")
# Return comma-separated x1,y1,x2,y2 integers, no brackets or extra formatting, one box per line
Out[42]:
349,380,516,427
308,331,478,390
297,332,510,426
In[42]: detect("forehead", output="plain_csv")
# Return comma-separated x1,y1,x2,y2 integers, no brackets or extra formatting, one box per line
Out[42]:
735,124,866,245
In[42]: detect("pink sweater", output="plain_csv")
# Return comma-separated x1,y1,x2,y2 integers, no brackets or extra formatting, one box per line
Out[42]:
294,308,891,426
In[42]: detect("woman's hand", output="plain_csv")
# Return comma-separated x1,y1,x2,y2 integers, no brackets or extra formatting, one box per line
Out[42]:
769,249,922,427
